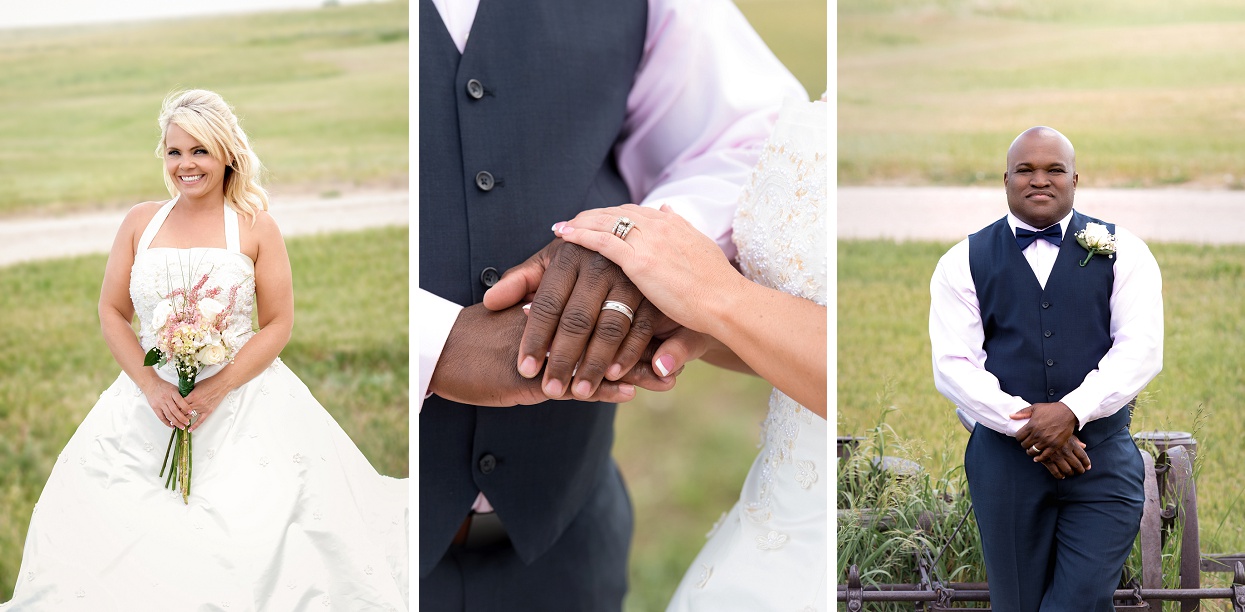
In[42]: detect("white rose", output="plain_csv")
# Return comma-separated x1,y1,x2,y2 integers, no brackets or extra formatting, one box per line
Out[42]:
151,299,175,330
196,343,228,366
1082,223,1113,249
197,297,226,322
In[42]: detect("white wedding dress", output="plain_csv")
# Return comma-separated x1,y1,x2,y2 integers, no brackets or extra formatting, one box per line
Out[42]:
3,197,407,611
666,98,828,611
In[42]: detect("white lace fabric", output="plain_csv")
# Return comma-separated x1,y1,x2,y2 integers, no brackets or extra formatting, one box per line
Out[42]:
667,98,828,611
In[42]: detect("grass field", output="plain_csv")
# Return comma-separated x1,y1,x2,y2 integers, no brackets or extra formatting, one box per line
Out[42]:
0,226,408,599
839,0,1245,188
838,239,1245,585
0,1,408,216
615,1,826,609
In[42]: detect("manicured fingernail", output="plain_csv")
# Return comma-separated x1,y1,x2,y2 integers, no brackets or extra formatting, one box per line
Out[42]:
519,356,539,378
551,222,566,232
558,225,574,235
574,380,592,398
606,364,622,380
545,379,563,397
655,354,675,378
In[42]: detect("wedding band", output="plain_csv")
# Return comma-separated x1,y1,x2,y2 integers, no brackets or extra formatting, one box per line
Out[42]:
601,300,635,322
612,216,635,241
1030,445,1041,454
189,409,198,417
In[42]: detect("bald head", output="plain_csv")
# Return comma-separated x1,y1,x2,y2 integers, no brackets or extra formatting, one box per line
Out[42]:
1004,126,1078,229
1007,126,1076,173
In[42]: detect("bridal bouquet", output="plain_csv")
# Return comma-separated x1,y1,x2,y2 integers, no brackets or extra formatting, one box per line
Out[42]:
143,270,245,503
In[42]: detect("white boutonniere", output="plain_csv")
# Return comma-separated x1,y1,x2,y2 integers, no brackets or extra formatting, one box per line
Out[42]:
1075,222,1117,267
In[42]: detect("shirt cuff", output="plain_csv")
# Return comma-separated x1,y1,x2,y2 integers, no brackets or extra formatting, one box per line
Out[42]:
418,290,464,413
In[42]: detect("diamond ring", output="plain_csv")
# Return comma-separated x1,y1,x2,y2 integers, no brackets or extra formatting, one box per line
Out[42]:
612,216,635,241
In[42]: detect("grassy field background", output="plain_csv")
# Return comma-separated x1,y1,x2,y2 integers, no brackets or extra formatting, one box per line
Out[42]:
839,0,1245,598
839,0,1245,188
0,1,408,216
0,1,408,600
616,1,826,610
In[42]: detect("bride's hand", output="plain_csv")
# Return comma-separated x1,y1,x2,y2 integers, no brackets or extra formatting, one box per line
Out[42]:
141,378,192,430
553,204,740,333
184,375,232,432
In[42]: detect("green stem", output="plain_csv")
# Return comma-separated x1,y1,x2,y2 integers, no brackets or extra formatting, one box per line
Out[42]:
1079,251,1094,267
159,429,175,478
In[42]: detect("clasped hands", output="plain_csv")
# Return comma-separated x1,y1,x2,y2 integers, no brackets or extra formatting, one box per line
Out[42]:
1012,401,1091,479
428,237,705,407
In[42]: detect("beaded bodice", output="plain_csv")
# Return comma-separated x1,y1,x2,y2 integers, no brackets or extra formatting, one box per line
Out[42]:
129,197,256,377
732,98,827,309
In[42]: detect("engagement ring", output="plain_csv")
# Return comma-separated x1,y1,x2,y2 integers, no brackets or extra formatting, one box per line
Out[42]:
189,410,198,418
612,216,635,241
601,300,635,323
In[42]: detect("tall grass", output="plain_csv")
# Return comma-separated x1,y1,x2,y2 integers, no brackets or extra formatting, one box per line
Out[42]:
838,238,1245,589
839,0,1245,188
0,1,408,215
0,226,408,599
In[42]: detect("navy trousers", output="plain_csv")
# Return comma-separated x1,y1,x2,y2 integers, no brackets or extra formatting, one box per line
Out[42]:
965,424,1144,612
420,462,633,612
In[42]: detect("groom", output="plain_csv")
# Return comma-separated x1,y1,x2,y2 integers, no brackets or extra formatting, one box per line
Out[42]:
418,0,805,609
930,126,1164,610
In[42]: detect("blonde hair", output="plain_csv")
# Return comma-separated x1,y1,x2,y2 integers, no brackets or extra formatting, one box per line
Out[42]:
155,89,269,222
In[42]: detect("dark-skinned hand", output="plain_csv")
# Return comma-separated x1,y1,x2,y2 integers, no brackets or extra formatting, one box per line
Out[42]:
428,302,674,407
482,238,657,400
1013,401,1090,478
1026,434,1091,479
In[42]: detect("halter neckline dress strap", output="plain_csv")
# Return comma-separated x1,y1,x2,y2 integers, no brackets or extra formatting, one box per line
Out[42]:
134,195,242,254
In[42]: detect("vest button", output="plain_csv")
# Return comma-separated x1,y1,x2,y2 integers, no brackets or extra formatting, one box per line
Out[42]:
475,171,495,191
1042,301,1051,309
1046,359,1055,366
1043,330,1052,338
1048,388,1056,396
480,267,500,287
478,453,497,474
466,79,485,99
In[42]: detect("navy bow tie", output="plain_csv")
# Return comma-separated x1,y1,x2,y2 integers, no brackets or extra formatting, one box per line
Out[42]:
1015,225,1063,249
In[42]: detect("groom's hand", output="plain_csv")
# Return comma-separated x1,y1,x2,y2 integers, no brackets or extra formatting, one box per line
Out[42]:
429,302,671,407
1029,435,1091,479
482,239,657,401
1013,402,1082,471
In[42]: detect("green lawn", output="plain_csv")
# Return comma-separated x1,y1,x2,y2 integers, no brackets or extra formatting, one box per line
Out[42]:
839,0,1245,188
838,239,1245,580
0,1,408,216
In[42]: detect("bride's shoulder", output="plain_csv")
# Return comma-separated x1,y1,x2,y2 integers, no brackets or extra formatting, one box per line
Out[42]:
116,200,168,238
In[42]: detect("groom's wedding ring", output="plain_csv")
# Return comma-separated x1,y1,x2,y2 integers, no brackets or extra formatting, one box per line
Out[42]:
612,216,635,241
601,300,635,323
1030,445,1041,454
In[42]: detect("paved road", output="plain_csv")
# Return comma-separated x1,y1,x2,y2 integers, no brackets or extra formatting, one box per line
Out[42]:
0,190,408,268
839,187,1245,244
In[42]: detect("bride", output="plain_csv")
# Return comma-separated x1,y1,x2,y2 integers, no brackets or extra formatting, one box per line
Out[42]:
2,90,407,611
551,96,827,610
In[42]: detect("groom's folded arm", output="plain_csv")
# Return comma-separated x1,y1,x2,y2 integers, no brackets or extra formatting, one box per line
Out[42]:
930,240,1031,436
418,289,464,413
1054,227,1164,430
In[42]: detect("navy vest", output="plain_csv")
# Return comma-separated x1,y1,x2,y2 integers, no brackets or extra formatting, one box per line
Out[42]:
418,0,647,577
968,211,1130,446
